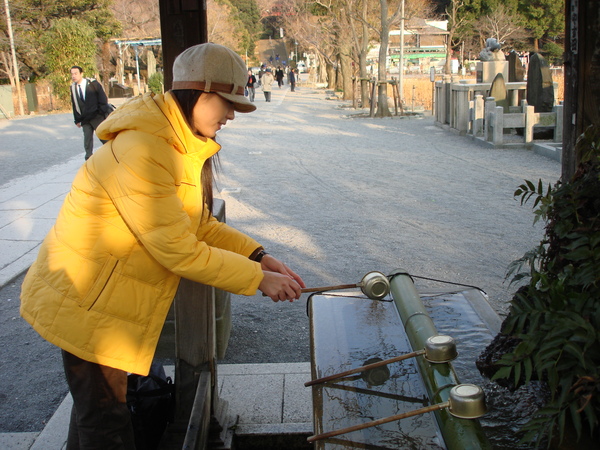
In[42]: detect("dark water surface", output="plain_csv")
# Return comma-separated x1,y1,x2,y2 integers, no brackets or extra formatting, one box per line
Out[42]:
310,288,547,449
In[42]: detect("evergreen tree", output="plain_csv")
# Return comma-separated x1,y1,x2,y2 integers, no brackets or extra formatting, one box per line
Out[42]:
517,0,564,52
1,0,121,79
217,0,262,56
43,18,98,102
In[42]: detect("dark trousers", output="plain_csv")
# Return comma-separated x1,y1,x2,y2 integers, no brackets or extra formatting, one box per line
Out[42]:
247,87,255,102
264,91,271,102
83,114,108,160
62,350,136,449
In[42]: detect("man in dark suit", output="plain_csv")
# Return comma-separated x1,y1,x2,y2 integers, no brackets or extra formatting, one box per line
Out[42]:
70,66,109,160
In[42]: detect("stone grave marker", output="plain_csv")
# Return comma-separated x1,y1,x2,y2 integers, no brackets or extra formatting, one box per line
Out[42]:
489,72,508,112
526,53,554,112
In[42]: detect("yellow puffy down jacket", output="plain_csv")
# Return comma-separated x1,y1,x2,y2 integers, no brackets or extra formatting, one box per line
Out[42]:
20,92,264,375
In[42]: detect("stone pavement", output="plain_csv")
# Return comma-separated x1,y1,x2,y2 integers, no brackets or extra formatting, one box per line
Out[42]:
0,363,312,449
0,84,562,448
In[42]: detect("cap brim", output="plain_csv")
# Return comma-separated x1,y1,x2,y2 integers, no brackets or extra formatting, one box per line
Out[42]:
217,92,257,113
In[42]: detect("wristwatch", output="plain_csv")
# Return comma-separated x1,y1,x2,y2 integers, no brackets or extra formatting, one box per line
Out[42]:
250,247,268,262
254,249,268,262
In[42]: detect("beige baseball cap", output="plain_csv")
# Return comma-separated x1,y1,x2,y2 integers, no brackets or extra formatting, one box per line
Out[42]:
172,43,256,113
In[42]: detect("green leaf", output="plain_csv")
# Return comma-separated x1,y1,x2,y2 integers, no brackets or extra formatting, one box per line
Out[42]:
570,402,583,440
563,342,587,367
558,407,567,443
524,357,533,383
565,246,592,261
491,365,512,381
526,179,536,191
514,362,522,385
582,402,598,434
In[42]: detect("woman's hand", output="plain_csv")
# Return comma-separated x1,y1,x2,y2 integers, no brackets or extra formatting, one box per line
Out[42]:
258,255,306,302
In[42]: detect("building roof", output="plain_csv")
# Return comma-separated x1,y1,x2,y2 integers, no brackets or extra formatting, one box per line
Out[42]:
389,18,449,36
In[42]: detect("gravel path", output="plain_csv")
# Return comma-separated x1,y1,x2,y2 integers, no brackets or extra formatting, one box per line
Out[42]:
0,86,561,432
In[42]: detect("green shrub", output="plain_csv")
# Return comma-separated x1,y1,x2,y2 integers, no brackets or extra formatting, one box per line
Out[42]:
148,72,164,95
43,18,98,103
496,125,600,446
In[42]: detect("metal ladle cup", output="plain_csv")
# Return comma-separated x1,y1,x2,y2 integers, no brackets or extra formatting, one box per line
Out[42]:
284,271,391,300
305,335,457,387
307,384,487,442
357,271,390,300
447,384,488,418
423,335,458,363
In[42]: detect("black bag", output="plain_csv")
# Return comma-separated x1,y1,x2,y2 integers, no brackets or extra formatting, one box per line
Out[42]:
103,103,116,118
88,78,116,118
127,362,175,450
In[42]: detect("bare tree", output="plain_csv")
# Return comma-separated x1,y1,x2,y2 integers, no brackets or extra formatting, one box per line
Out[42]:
278,0,340,86
473,4,528,52
0,50,15,86
111,0,161,38
345,0,432,107
346,0,373,106
207,0,239,49
444,0,465,75
373,0,405,117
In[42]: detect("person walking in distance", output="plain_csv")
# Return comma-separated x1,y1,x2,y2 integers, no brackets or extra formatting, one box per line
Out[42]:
21,43,305,449
288,68,296,92
247,69,257,102
70,66,111,160
261,68,275,102
275,66,284,88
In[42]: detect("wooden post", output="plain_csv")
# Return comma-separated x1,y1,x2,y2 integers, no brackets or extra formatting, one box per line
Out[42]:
173,280,216,422
160,199,232,449
158,0,208,91
369,77,377,117
391,78,399,115
562,1,600,180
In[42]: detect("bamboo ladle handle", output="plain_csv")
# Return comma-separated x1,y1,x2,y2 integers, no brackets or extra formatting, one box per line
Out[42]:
307,401,450,442
305,350,425,387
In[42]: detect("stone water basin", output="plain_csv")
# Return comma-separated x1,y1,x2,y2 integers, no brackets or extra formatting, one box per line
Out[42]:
308,286,541,449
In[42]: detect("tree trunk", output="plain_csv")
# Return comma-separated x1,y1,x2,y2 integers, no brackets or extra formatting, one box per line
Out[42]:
445,31,454,75
360,0,370,107
376,0,392,117
335,55,343,92
326,61,336,89
359,51,369,107
100,41,112,93
340,46,353,100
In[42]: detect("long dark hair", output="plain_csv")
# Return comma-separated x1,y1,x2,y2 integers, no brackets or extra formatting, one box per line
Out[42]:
171,89,219,215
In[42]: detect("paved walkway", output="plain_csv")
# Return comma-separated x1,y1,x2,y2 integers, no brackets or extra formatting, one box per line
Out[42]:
0,85,561,448
0,362,312,449
0,86,561,309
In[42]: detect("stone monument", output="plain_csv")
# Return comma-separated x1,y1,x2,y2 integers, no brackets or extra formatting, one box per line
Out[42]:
488,72,508,112
526,52,554,112
508,50,525,82
477,38,508,83
526,52,555,138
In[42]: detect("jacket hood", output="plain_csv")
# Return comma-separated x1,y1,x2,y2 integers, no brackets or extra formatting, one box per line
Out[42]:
96,92,218,157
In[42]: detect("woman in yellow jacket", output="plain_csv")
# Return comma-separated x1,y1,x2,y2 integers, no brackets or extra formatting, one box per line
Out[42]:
20,43,305,448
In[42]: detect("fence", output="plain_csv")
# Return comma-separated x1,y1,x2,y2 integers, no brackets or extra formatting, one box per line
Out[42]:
434,77,562,147
471,96,563,146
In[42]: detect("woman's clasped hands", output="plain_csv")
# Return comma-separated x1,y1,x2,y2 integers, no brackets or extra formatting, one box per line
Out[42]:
258,254,306,302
